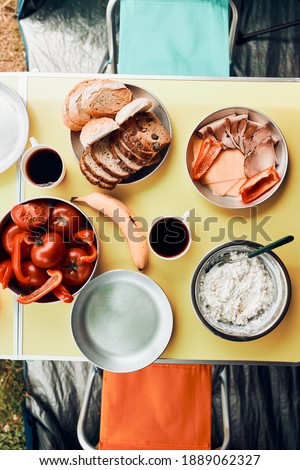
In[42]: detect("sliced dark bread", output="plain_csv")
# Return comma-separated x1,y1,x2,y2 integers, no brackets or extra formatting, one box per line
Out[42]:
119,111,171,160
111,134,145,173
91,136,131,179
82,147,121,184
80,154,117,190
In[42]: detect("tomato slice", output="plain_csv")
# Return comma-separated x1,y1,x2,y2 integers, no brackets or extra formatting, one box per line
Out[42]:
17,270,63,304
11,201,50,230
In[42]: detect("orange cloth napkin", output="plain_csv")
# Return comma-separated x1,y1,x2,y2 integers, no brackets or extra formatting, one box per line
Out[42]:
99,363,212,450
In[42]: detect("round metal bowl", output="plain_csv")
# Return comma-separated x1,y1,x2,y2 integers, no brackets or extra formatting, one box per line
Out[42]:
191,240,291,341
186,107,288,209
0,197,99,303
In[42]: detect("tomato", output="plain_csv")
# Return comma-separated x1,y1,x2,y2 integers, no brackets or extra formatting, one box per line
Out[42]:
49,203,84,241
11,201,50,230
19,261,49,288
31,232,66,268
1,223,32,259
61,247,94,286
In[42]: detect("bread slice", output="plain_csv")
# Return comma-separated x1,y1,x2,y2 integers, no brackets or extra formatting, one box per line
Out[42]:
91,136,131,179
81,147,121,184
80,154,117,190
115,97,152,125
80,117,119,148
81,79,133,119
119,112,171,161
111,135,145,173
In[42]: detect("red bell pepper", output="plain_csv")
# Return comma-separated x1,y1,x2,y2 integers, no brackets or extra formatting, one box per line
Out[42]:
17,269,63,304
193,137,222,180
11,232,31,284
0,260,14,289
239,166,281,204
52,283,74,303
74,229,98,263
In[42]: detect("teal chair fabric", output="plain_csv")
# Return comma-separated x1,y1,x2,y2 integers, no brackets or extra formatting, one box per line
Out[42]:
118,0,230,76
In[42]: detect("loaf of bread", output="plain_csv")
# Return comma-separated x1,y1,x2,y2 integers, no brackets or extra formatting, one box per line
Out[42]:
62,79,132,131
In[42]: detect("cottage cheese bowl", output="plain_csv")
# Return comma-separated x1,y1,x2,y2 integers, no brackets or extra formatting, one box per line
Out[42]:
191,241,291,341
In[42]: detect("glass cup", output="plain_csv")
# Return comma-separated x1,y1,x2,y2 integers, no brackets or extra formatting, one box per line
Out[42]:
148,210,192,260
21,137,66,189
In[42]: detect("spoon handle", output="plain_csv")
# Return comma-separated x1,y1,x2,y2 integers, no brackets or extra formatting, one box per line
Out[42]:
248,235,294,259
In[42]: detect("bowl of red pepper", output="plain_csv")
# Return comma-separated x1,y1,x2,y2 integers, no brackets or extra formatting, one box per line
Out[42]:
0,197,99,304
186,107,288,209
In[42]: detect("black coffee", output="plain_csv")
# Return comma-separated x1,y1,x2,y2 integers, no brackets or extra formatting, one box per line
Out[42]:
26,148,63,185
149,217,190,258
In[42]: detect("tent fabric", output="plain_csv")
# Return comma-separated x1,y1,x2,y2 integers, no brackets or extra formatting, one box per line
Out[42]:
17,0,108,73
118,0,230,76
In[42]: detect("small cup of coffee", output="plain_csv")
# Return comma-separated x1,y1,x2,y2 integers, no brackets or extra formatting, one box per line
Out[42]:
21,137,66,189
148,210,192,260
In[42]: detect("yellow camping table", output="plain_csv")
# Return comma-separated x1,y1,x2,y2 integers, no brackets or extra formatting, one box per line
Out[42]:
0,72,299,364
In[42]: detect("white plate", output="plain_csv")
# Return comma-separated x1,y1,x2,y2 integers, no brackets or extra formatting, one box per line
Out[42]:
0,82,29,173
70,83,172,184
186,107,288,209
71,270,173,372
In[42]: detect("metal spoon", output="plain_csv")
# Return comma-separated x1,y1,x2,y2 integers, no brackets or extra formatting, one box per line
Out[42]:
215,235,294,268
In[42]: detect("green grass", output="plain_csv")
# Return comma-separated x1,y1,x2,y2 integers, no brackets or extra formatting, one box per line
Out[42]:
0,360,26,450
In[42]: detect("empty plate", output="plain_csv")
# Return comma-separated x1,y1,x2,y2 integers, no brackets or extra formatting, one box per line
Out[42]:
71,270,173,372
0,81,29,173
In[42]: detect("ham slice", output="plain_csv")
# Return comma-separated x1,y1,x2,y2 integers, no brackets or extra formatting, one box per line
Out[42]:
243,124,272,157
244,136,277,178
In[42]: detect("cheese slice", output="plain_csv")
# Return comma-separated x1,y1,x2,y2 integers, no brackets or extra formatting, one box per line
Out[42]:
225,178,247,197
200,148,245,184
208,179,240,196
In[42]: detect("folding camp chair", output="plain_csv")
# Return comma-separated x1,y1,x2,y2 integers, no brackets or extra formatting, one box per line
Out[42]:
77,363,230,450
101,0,238,75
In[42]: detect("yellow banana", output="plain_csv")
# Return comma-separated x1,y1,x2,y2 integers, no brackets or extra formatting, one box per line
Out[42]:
71,192,149,271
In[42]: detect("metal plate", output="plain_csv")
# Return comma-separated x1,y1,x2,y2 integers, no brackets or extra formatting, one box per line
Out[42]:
186,107,288,209
0,81,29,173
70,83,172,184
71,270,173,372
